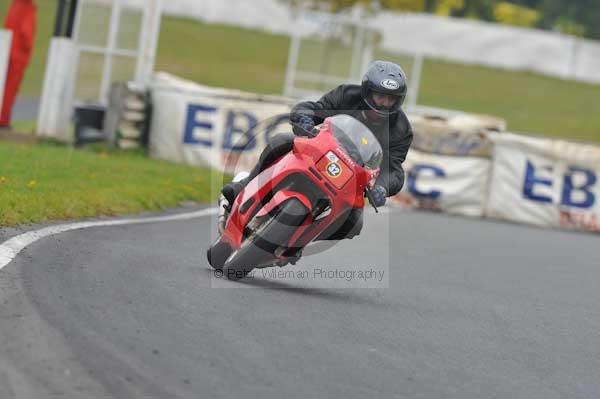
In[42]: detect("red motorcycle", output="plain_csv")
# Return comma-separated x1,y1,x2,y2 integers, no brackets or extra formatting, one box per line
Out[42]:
207,114,383,280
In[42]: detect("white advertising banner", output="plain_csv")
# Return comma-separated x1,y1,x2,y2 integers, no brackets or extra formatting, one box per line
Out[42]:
487,133,600,232
149,73,293,173
389,149,491,217
148,73,600,234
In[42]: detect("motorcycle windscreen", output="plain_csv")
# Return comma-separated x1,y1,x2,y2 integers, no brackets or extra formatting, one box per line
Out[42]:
328,114,383,170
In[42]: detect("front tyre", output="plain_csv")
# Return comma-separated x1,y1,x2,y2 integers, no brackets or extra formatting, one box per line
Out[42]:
222,198,309,280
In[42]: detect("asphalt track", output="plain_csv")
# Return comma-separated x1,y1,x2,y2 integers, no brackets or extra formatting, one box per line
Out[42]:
1,206,600,398
11,98,39,122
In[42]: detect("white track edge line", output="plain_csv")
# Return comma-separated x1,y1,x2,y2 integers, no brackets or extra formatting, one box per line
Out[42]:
0,207,218,270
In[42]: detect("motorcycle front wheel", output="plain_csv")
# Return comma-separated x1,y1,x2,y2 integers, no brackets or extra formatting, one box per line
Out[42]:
222,198,309,280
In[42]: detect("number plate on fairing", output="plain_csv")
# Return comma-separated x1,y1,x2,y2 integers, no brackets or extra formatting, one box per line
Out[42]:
316,151,354,189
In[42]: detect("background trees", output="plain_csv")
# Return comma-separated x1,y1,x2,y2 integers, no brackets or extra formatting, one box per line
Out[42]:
286,0,599,39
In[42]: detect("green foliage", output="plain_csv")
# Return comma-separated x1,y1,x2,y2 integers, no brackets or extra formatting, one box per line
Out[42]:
451,0,494,20
284,0,371,13
435,0,465,16
380,0,426,11
493,2,539,27
279,0,600,39
554,16,585,37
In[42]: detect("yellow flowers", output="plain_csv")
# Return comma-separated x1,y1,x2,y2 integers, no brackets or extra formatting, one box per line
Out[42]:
493,2,539,28
0,176,38,187
435,0,464,16
380,0,425,12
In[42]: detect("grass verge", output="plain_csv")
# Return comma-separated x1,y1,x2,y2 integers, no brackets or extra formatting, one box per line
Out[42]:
0,140,225,227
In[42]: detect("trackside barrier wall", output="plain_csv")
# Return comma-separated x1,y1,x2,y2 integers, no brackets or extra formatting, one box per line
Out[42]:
487,133,600,232
148,74,600,234
150,73,293,174
389,150,491,218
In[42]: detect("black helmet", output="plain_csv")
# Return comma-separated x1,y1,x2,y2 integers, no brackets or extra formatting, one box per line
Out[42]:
361,60,407,116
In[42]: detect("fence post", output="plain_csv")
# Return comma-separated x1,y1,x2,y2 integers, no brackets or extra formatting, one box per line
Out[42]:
135,0,163,86
0,30,12,118
407,52,423,109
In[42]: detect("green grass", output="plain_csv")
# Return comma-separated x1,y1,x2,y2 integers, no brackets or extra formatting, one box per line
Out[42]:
156,15,290,94
0,141,225,226
418,60,600,143
4,0,598,141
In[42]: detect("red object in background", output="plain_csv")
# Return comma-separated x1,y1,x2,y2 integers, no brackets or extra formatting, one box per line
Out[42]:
1,0,36,127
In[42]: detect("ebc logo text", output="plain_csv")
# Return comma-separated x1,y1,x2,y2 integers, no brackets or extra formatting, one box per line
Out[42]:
523,160,596,208
183,103,288,150
381,79,399,90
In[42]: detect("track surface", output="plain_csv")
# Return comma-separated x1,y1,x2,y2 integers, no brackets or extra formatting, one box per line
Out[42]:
1,207,600,398
11,98,39,122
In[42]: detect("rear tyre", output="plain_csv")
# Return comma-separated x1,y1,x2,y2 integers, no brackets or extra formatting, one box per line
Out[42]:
222,198,309,280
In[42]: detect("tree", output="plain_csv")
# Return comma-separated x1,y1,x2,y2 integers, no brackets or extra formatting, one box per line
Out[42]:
380,0,426,12
280,0,600,39
572,0,600,39
493,2,539,27
434,0,465,16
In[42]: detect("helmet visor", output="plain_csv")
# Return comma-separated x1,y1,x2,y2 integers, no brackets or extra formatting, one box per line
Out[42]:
365,89,400,115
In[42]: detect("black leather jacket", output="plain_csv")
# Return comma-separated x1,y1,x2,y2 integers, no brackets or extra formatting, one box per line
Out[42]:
290,84,413,196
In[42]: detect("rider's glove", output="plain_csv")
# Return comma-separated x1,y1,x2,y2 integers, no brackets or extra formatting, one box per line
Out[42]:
294,114,315,136
370,185,387,207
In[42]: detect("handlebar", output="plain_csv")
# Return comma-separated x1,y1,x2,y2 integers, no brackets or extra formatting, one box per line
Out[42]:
364,187,379,213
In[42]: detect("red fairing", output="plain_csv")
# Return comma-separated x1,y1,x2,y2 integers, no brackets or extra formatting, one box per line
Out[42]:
1,0,36,126
218,118,379,263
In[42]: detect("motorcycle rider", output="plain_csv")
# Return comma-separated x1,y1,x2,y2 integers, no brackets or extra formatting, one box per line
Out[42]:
220,60,413,242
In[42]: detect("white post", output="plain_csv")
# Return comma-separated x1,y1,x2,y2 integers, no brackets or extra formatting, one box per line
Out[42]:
71,0,85,45
135,0,163,85
350,22,365,81
283,27,301,97
567,36,580,80
36,38,78,141
360,28,374,77
99,0,122,104
407,52,423,109
0,29,12,116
